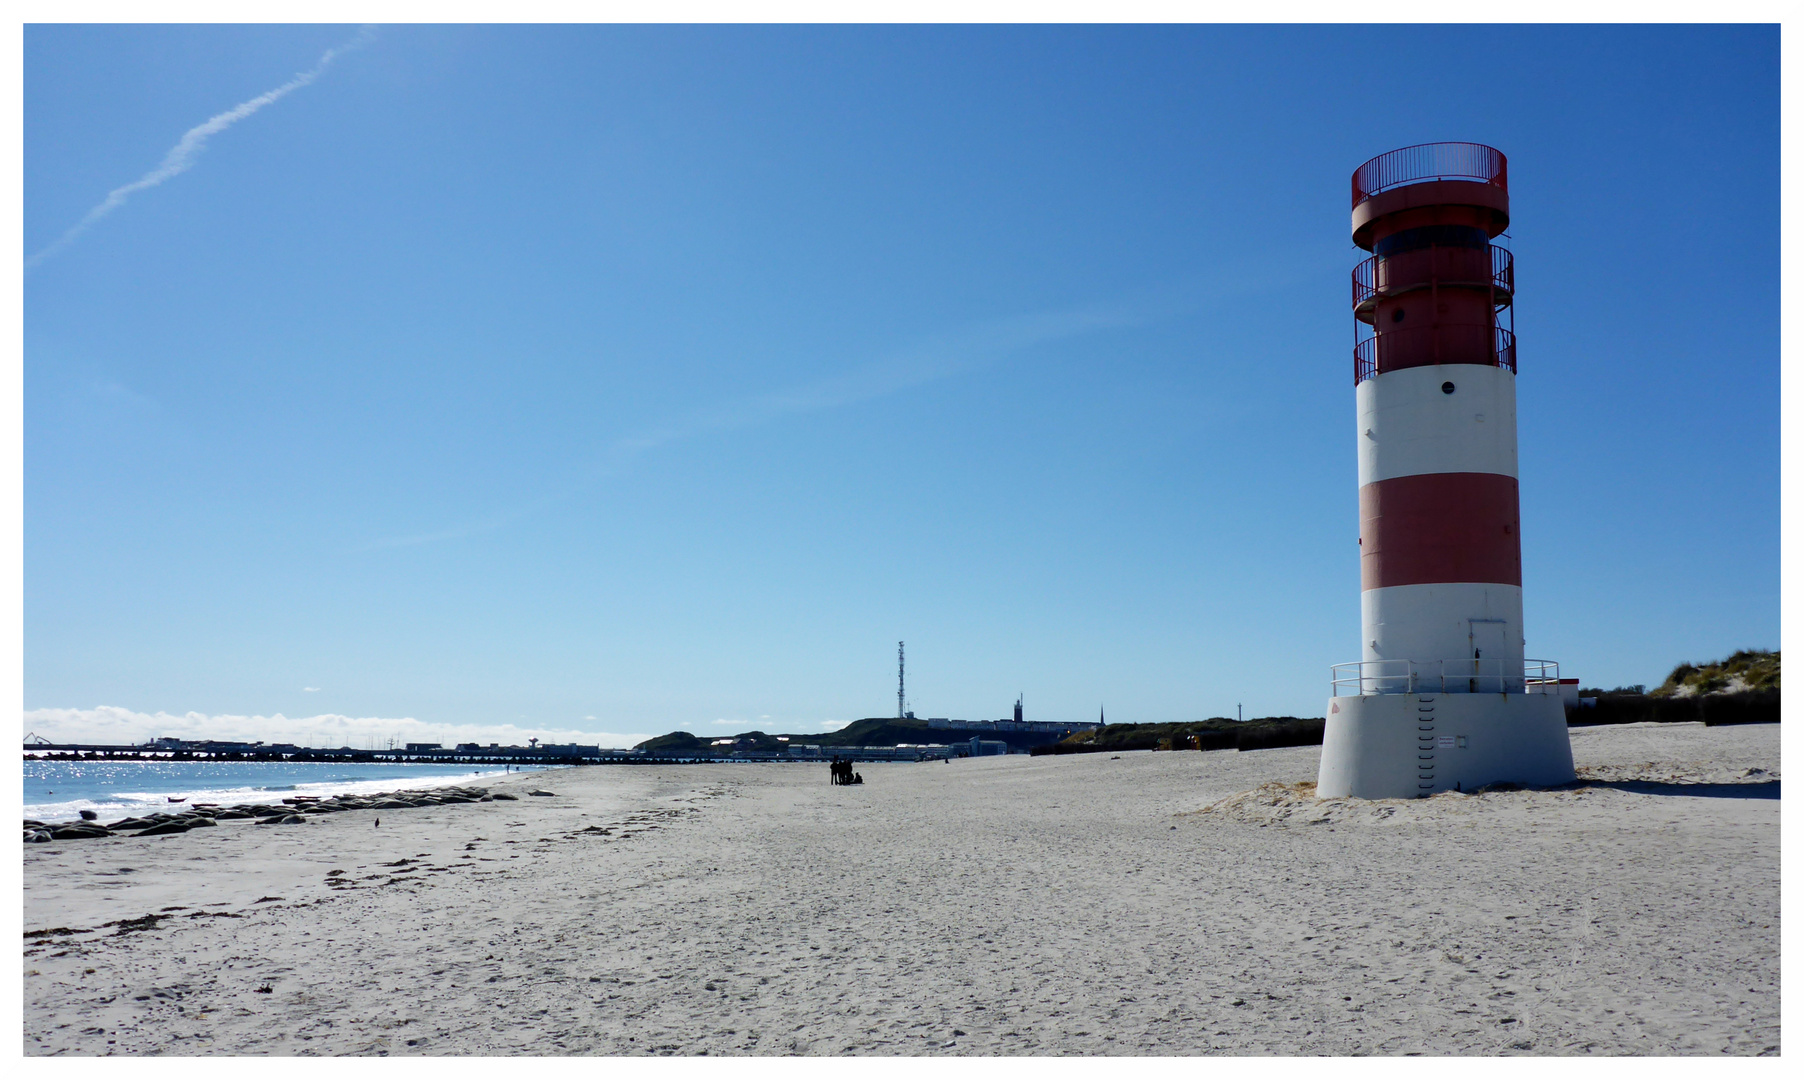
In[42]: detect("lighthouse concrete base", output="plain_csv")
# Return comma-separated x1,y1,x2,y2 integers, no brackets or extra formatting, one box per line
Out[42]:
1317,692,1575,799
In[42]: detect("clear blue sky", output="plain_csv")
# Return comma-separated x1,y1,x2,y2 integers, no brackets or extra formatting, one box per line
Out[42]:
24,24,1778,747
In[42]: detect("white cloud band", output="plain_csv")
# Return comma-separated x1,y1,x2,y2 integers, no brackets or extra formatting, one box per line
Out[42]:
24,704,649,752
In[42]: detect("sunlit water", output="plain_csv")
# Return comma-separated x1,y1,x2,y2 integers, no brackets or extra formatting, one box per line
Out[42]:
21,759,555,824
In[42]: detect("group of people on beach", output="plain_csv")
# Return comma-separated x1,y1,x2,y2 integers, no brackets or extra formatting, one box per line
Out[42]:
828,757,863,786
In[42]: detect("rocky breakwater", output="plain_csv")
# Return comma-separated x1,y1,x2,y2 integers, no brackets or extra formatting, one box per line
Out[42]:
22,786,522,844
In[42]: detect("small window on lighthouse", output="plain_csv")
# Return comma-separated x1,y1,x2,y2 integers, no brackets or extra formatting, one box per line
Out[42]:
1441,382,1456,394
1391,308,1406,323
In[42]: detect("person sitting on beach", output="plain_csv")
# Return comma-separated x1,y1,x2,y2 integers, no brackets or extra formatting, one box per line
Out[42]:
852,771,863,785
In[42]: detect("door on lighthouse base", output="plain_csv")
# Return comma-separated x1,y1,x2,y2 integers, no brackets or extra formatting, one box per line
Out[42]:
1467,618,1510,693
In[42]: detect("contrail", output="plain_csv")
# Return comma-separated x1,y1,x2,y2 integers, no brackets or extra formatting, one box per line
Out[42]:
26,25,377,270
361,302,1141,551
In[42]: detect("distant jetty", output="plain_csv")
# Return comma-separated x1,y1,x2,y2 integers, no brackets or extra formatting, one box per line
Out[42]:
21,738,623,766
22,736,957,766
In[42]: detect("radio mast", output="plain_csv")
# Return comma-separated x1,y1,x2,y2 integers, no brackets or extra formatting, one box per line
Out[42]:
897,641,906,719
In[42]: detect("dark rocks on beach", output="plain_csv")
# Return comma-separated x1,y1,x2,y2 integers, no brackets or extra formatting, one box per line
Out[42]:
107,913,168,934
28,785,504,844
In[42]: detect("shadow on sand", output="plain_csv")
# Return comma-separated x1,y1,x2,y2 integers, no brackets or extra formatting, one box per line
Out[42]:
1575,779,1779,800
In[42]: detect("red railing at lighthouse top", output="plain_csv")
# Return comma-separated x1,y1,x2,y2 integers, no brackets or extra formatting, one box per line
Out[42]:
1352,143,1508,210
1351,245,1514,317
1354,326,1516,386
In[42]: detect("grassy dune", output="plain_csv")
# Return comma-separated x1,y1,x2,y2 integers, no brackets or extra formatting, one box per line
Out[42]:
1578,650,1778,727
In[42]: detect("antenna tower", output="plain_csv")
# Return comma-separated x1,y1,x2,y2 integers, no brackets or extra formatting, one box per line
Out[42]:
897,641,906,719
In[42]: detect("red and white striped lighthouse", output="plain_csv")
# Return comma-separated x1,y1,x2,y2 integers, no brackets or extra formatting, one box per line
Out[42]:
1318,143,1575,799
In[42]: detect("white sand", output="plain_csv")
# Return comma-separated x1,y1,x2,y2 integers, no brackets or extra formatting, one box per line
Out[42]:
22,722,1779,1056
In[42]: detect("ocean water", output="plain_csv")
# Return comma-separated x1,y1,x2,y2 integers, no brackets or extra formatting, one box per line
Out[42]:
21,759,555,824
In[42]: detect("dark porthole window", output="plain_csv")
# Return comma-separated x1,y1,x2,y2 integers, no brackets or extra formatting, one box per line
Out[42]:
1442,382,1456,394
1391,308,1406,323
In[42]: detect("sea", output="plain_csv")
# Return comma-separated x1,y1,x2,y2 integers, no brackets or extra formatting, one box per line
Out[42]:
21,759,556,824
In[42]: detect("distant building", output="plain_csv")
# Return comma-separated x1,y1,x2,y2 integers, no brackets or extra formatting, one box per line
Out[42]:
407,743,444,752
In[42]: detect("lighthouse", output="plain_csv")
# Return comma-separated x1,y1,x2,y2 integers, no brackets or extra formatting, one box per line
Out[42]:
1317,143,1575,799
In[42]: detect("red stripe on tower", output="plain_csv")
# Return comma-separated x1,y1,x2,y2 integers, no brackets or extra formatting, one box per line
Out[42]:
1359,472,1521,590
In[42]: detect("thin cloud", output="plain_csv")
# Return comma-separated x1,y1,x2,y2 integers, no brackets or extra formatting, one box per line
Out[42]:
26,26,377,270
603,305,1132,465
364,302,1138,550
301,687,321,692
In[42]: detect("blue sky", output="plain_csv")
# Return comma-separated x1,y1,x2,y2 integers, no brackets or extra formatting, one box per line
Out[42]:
23,24,1778,748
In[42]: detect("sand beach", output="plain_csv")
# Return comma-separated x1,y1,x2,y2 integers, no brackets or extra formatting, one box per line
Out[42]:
21,721,1779,1056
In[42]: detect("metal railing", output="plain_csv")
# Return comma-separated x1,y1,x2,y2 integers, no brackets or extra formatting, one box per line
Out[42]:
1352,245,1513,315
1354,325,1516,385
1331,659,1560,697
1352,142,1508,210
1331,658,1417,696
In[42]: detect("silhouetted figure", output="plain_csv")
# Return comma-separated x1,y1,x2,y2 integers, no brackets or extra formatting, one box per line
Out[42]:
374,817,380,828
852,771,863,785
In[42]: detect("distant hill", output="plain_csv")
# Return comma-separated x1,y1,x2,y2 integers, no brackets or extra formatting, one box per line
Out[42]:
1576,650,1778,727
809,717,935,747
631,716,1082,754
1650,650,1779,697
1037,716,1325,755
635,729,790,753
807,717,1090,752
636,730,706,753
632,719,938,753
